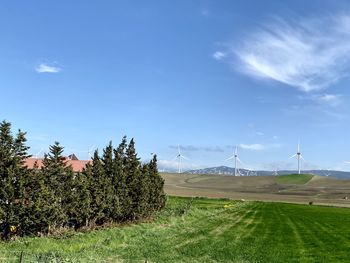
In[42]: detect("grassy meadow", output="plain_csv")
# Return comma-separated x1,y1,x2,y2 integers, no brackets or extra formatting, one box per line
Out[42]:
276,173,314,184
0,196,350,262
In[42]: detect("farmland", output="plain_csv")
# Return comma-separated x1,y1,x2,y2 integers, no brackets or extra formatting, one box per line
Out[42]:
1,196,350,262
162,173,350,207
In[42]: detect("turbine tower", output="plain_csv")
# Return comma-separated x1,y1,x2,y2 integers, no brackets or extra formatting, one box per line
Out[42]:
67,146,95,160
323,169,331,177
226,146,242,176
174,145,188,173
34,148,45,159
86,146,95,159
289,141,305,174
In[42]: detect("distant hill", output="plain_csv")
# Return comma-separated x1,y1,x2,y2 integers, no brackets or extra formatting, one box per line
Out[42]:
184,166,350,179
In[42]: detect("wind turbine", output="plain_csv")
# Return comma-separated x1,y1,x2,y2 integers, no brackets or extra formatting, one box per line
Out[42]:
226,146,243,176
173,145,188,173
67,146,95,160
323,169,331,177
86,146,95,159
289,141,305,174
34,148,45,159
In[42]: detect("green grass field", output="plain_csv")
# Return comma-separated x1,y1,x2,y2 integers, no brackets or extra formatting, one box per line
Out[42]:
1,196,350,262
276,173,314,184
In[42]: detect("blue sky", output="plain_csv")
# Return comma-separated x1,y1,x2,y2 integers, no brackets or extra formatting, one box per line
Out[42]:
2,0,350,172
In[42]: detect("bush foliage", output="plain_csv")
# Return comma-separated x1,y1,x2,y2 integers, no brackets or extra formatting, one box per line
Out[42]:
0,120,166,238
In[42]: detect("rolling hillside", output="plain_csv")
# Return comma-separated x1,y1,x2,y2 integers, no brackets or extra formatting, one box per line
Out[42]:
184,166,350,179
162,173,350,207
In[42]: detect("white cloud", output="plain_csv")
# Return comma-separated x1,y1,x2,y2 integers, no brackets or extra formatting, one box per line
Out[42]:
234,14,350,92
158,159,201,172
239,143,265,151
35,63,62,73
239,143,282,151
213,51,226,60
312,94,342,107
169,145,225,153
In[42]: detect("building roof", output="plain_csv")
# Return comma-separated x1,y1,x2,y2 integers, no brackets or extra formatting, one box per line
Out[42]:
24,157,91,173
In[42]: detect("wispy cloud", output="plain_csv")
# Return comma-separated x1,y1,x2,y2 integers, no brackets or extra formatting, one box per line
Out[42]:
169,145,225,153
298,93,342,106
212,51,226,60
239,143,283,151
239,143,265,151
312,94,342,107
283,102,346,122
233,14,350,92
35,63,62,73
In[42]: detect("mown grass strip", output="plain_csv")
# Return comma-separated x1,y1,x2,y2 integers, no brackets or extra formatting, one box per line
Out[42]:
276,174,314,184
0,197,350,262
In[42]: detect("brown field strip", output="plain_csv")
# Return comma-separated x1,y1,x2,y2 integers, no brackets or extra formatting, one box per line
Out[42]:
161,173,350,207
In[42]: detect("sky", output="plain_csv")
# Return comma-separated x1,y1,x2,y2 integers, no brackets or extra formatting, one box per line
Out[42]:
2,0,350,172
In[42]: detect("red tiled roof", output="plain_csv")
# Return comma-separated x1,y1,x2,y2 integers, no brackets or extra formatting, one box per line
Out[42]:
24,158,91,173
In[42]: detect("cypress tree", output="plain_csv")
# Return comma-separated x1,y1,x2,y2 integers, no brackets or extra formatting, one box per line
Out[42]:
149,155,166,211
25,163,60,235
70,172,91,228
124,138,142,220
101,142,115,221
0,121,30,238
41,142,71,230
111,136,127,221
87,150,107,225
0,120,167,237
139,163,151,217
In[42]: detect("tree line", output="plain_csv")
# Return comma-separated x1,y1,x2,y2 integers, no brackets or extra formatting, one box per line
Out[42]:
0,120,166,238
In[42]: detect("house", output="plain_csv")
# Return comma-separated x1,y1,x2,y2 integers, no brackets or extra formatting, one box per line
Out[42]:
24,155,91,173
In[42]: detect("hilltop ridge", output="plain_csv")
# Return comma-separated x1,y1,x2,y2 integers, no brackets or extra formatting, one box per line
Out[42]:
184,166,350,179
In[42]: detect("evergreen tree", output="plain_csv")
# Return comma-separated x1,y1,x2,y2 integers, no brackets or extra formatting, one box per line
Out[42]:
0,119,167,237
138,163,151,217
101,142,115,221
124,138,142,220
112,136,127,221
41,142,71,230
24,163,60,235
70,172,91,228
0,121,30,237
87,150,107,224
148,155,166,212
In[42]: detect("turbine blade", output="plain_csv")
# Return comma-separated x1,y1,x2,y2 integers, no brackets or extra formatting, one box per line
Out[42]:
289,154,297,159
237,157,244,165
181,155,189,160
300,155,306,162
225,156,234,161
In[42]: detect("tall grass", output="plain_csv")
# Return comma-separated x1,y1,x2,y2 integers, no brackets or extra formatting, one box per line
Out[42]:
0,196,349,262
